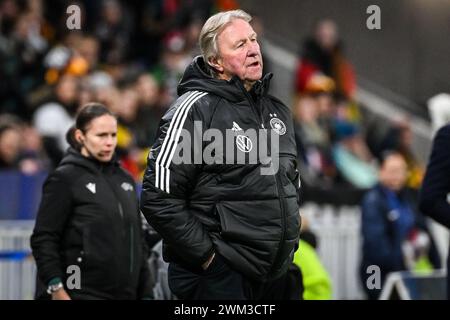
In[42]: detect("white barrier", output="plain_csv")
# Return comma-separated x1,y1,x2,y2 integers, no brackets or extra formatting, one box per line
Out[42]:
0,221,36,300
301,203,365,300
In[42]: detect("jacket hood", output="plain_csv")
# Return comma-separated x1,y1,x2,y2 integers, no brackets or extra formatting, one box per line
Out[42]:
60,148,119,173
177,56,273,103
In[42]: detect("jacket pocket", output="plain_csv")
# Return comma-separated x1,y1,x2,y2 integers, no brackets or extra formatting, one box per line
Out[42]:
215,200,281,244
214,200,284,278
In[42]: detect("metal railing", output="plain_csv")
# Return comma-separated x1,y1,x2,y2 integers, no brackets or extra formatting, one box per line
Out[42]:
0,221,36,300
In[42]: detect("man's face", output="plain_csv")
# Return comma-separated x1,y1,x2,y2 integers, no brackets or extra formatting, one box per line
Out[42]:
213,19,263,87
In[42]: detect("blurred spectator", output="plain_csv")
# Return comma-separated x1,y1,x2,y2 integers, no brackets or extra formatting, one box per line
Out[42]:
378,118,424,189
367,115,424,190
183,17,203,57
112,83,143,179
360,152,441,300
332,121,378,189
75,34,100,72
94,0,132,65
135,0,167,67
19,124,50,174
0,0,21,37
0,114,49,173
333,93,362,127
40,33,95,99
134,0,213,66
134,73,164,148
33,74,79,166
172,0,215,30
77,82,94,108
427,93,450,134
155,31,194,102
293,94,335,187
99,88,122,113
0,0,49,118
295,91,370,205
0,116,22,169
295,19,355,99
293,217,333,300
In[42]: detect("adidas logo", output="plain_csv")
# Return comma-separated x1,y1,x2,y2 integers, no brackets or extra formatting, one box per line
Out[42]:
86,182,96,194
231,121,243,132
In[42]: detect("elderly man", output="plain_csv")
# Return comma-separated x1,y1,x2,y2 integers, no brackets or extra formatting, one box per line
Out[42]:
141,10,301,300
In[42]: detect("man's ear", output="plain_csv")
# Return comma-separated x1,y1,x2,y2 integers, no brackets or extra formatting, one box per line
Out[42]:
208,56,224,73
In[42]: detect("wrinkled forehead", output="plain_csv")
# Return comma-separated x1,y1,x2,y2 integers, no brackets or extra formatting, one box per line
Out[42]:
217,18,256,46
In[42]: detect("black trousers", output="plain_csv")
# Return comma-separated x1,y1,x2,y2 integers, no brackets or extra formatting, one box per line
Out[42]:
168,254,301,300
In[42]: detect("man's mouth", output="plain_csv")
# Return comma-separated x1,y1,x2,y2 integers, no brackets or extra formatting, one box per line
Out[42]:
248,61,260,67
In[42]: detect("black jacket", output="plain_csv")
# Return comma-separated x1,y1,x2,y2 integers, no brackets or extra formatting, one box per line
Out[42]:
140,56,301,282
420,124,450,229
31,149,152,299
419,124,450,297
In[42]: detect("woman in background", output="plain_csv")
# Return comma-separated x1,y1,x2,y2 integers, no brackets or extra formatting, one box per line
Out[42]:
31,103,152,300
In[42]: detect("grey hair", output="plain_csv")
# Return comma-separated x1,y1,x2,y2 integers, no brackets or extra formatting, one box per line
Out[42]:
199,10,252,69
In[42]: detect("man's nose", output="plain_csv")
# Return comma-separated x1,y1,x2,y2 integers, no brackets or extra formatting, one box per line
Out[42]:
248,41,259,56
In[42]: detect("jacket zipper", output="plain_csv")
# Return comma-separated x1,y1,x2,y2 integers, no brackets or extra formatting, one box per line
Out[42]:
235,79,265,129
103,175,131,283
236,78,288,274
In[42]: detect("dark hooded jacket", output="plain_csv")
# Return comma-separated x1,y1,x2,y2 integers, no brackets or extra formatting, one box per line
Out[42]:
140,56,301,282
31,148,152,299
